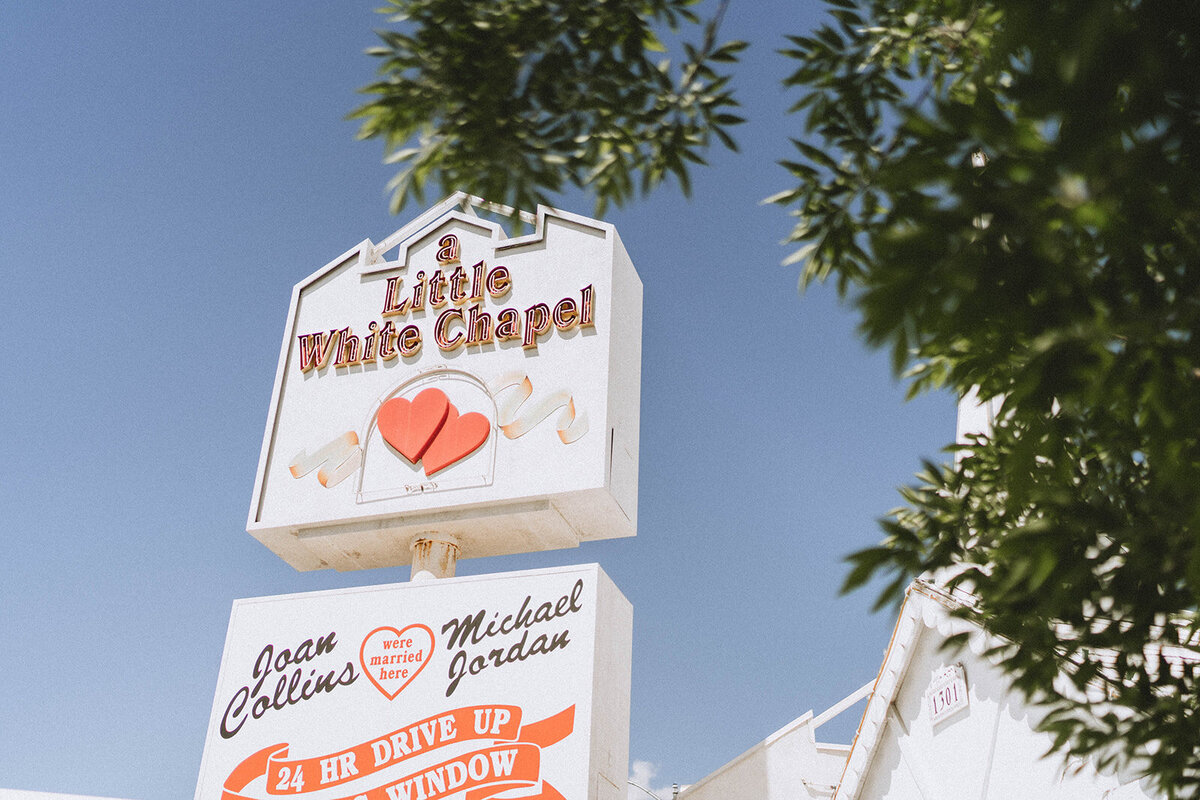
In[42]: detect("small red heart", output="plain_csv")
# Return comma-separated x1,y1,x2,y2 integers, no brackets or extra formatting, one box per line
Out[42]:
377,388,449,463
359,624,434,700
423,405,490,476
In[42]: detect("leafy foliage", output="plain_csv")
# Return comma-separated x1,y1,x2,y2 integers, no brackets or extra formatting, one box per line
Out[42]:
351,0,744,214
780,0,1200,794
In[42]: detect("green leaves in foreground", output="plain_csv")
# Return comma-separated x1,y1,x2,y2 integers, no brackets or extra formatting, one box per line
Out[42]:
351,0,744,214
779,0,1200,794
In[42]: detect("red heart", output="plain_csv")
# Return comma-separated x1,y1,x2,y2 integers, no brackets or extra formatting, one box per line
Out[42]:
423,405,490,476
359,624,434,700
377,388,449,463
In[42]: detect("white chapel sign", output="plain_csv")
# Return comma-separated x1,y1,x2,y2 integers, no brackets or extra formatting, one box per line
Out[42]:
247,194,643,571
194,564,631,800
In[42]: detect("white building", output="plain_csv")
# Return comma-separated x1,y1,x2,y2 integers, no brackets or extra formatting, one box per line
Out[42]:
675,681,869,799
681,580,1159,800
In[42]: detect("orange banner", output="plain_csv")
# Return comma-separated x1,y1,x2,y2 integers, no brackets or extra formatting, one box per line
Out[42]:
222,705,574,800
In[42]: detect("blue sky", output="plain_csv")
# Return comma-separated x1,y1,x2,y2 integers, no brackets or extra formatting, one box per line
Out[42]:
1,2,953,798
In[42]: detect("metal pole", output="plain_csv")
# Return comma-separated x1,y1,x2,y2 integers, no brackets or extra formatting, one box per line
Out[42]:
410,534,459,580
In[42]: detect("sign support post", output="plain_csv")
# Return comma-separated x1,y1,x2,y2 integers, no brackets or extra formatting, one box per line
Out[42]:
410,534,460,579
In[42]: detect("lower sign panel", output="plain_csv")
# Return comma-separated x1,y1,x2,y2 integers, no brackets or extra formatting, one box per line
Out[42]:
195,565,631,800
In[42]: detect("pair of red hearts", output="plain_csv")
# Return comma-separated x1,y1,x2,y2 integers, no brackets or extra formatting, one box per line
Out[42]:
377,387,490,476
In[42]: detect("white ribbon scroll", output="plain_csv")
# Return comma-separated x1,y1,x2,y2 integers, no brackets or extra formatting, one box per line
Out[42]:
288,431,363,488
488,372,588,444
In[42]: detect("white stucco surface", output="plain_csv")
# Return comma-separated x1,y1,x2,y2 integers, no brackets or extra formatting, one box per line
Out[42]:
680,582,1162,800
840,584,1159,800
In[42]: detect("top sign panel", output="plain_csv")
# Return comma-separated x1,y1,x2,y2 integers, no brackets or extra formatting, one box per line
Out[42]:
248,194,642,571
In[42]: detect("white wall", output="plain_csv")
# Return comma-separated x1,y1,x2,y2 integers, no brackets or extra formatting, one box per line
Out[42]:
847,590,1158,800
679,687,867,800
